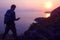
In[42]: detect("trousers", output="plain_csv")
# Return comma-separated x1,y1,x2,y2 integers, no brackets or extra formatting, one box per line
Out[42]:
3,23,17,40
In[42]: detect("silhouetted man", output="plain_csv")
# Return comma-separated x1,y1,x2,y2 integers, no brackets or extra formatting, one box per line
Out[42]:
3,4,20,40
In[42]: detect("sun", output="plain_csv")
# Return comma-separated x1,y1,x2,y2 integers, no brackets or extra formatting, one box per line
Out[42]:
45,13,50,18
44,1,53,9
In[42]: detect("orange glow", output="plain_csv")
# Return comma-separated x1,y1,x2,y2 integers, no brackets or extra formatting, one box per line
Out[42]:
45,13,50,18
44,1,53,9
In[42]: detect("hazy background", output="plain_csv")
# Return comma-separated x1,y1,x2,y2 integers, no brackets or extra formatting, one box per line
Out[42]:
0,0,60,36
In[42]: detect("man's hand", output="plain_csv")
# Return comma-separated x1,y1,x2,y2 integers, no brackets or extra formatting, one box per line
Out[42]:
16,17,20,21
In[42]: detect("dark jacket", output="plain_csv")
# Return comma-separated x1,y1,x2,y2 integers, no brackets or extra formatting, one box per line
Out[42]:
4,9,16,24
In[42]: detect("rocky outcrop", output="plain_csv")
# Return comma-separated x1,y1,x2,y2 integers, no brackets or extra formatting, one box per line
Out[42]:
21,6,60,40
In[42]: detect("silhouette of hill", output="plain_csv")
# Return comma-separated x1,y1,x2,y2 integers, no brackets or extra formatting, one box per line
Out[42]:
20,6,60,40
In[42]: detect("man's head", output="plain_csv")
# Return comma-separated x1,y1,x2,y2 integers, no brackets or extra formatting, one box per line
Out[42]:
11,4,16,11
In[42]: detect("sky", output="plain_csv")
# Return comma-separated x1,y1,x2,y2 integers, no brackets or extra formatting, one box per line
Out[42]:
0,0,60,11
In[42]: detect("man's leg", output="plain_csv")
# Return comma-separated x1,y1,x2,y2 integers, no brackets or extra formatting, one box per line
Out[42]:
3,24,10,39
11,23,18,40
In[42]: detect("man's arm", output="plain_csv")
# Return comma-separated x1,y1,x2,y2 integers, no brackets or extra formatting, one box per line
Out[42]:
13,12,20,21
15,17,20,21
